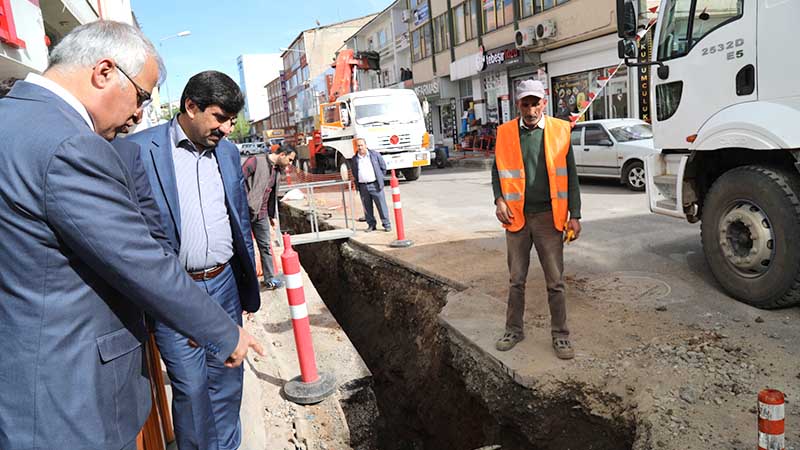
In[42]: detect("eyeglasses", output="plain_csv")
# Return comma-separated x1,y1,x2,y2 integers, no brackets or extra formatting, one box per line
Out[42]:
116,64,152,108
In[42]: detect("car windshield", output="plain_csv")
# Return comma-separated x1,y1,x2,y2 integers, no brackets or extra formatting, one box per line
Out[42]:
354,96,423,125
608,123,653,142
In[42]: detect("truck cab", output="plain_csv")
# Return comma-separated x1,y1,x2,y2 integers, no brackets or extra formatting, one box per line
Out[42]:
313,88,432,181
617,0,800,308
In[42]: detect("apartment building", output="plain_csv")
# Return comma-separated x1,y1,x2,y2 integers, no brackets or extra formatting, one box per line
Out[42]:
281,14,376,135
407,0,651,148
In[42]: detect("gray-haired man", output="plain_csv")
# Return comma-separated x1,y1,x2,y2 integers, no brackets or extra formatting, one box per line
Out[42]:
0,20,262,450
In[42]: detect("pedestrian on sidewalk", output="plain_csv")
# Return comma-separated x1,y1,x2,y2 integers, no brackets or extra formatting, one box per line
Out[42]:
127,70,262,450
492,79,582,359
242,146,297,289
352,138,392,232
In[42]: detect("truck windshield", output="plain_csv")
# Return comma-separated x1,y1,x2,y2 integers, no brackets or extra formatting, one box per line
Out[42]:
608,123,653,142
354,96,423,125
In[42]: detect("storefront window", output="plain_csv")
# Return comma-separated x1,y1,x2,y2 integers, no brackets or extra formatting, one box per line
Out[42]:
423,25,433,57
551,65,629,121
533,0,567,13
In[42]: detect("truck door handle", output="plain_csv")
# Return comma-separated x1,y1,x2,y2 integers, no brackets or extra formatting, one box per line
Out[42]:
584,148,590,151
736,65,755,96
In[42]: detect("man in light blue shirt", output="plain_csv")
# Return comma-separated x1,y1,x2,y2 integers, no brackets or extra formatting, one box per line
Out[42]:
127,71,260,450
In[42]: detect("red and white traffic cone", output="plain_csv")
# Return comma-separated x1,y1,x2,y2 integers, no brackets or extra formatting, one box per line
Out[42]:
758,389,785,450
389,169,413,248
280,233,335,404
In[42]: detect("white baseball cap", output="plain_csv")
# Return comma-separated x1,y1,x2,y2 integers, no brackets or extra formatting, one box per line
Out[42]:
516,79,546,101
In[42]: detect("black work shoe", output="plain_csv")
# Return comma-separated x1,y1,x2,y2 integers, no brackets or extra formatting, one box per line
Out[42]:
365,226,377,232
495,332,524,351
383,227,392,232
357,216,367,222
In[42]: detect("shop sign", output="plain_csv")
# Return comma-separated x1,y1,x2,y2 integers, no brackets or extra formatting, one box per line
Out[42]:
485,47,520,67
413,2,430,26
414,79,440,97
638,29,653,123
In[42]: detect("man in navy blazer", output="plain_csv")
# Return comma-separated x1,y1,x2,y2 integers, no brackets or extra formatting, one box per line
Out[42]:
127,71,260,450
0,21,262,450
352,138,392,232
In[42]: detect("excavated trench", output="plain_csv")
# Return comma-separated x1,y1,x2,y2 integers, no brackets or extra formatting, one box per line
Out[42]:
281,208,639,450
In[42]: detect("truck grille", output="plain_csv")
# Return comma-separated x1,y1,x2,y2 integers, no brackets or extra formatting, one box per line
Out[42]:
377,133,412,147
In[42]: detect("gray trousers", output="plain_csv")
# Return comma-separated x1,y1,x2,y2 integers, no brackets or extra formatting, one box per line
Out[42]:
505,211,569,338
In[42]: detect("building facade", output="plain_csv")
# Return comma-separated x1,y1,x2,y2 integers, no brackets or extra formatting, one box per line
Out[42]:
343,2,413,92
236,53,283,126
266,72,290,132
405,0,652,150
281,14,376,135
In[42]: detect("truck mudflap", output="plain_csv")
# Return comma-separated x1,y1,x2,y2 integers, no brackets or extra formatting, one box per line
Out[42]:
381,150,431,171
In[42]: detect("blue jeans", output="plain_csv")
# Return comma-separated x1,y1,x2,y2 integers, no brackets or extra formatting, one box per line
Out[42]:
154,264,243,450
358,182,391,229
251,216,276,282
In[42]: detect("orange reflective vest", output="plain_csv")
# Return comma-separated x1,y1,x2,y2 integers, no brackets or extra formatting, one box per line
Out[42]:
495,115,572,232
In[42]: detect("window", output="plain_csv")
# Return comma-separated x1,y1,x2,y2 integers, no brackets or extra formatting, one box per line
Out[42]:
584,126,612,146
608,123,653,142
520,0,533,18
570,126,582,146
377,29,387,48
691,0,743,45
532,0,567,13
656,0,692,60
483,0,496,33
433,13,451,53
466,0,479,40
412,27,432,61
453,4,466,44
502,0,514,27
656,81,683,121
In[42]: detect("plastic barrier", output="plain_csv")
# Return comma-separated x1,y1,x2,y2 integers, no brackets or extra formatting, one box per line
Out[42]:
758,389,785,450
389,170,413,248
280,233,336,404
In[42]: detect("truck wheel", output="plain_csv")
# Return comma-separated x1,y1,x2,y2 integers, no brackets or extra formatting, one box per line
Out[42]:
623,160,646,191
700,165,800,308
435,148,447,169
402,167,421,181
338,158,350,181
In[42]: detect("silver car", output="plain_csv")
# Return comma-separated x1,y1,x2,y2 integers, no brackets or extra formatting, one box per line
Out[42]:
570,119,656,191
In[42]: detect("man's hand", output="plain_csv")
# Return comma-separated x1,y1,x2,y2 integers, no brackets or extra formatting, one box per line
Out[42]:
566,218,582,241
495,198,514,225
225,326,265,368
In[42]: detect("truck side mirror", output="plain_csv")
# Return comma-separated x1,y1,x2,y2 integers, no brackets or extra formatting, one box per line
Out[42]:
616,0,637,39
618,39,637,59
340,106,350,126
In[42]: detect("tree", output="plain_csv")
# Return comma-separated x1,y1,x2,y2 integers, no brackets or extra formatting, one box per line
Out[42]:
228,112,250,142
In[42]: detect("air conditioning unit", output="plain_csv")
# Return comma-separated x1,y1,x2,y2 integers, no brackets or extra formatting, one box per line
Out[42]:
400,9,411,22
515,26,536,49
535,19,557,40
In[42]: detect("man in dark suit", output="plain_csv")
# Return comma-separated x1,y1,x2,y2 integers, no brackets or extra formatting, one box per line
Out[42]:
0,21,262,450
127,71,260,450
352,138,392,232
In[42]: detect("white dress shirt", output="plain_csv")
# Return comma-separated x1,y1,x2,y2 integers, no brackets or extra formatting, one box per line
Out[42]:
357,152,377,183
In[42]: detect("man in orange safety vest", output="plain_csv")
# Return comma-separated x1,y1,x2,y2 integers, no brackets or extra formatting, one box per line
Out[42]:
491,79,582,359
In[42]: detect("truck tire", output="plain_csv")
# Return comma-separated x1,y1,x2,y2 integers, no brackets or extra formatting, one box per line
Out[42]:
402,166,421,181
622,160,646,191
435,148,447,169
338,158,351,181
700,165,800,308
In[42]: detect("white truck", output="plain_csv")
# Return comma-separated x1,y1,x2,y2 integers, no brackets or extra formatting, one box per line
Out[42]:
617,0,800,308
313,88,432,181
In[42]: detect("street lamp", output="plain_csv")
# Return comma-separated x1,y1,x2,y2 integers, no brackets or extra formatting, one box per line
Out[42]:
160,30,192,120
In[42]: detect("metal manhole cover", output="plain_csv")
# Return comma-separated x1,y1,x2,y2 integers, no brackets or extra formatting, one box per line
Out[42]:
582,274,671,304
